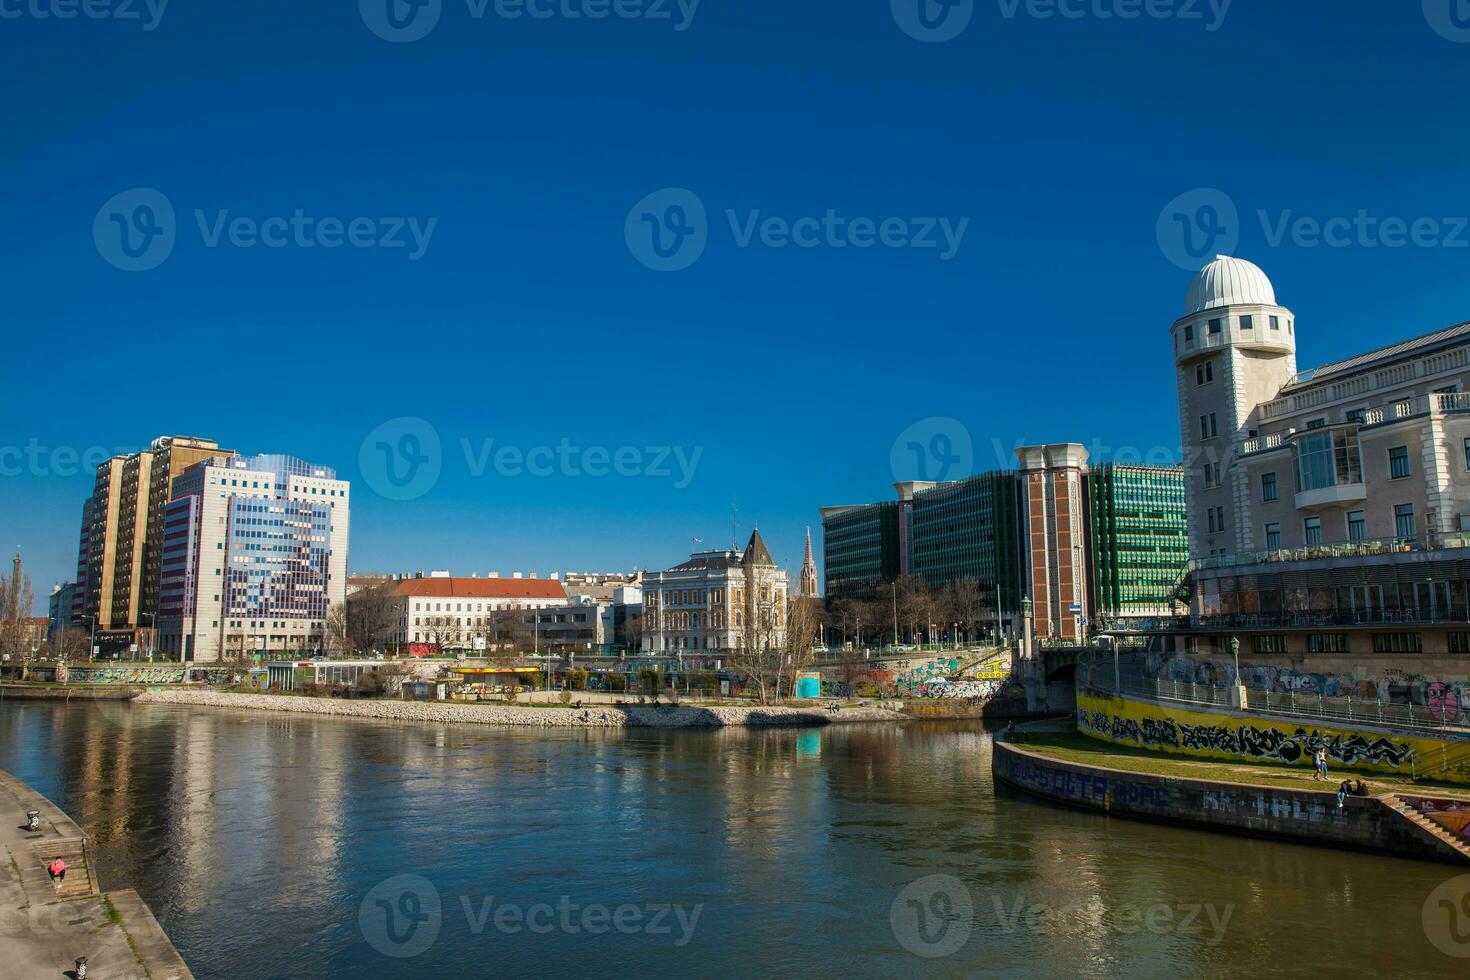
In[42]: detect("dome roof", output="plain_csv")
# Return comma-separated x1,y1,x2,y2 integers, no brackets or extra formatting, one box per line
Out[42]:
1185,255,1276,315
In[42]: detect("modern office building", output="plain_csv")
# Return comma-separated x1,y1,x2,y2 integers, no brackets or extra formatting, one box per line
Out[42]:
819,501,901,600
1087,464,1189,622
642,530,788,654
73,435,234,654
822,448,1187,640
156,454,349,663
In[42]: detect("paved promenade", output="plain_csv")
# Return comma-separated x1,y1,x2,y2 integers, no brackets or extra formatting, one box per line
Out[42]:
0,769,192,979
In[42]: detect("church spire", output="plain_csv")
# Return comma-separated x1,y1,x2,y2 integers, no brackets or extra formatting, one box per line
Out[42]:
799,527,819,598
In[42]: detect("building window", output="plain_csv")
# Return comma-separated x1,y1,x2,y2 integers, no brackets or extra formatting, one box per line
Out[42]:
1464,436,1470,470
1253,634,1287,655
1372,633,1423,654
1347,510,1366,542
1306,418,1327,430
1394,503,1416,540
1296,429,1362,492
1200,414,1218,440
1262,472,1278,502
1389,446,1410,480
1307,633,1350,654
1240,315,1254,330
1304,517,1322,546
1450,632,1470,654
1184,324,1195,342
1196,361,1214,385
1270,315,1280,330
1265,522,1281,549
1346,408,1365,424
1208,318,1222,335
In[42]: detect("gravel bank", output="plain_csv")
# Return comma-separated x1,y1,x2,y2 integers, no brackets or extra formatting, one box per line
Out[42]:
132,689,908,728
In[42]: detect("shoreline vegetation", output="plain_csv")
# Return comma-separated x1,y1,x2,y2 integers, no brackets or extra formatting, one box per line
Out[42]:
132,688,911,728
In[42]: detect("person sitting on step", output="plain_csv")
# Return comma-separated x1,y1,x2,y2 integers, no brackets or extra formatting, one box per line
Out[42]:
47,857,66,882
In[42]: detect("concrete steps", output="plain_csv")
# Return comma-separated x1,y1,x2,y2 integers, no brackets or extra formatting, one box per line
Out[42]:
28,837,97,901
1384,795,1470,863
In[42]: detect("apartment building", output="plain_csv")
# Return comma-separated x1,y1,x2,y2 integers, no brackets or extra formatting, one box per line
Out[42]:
641,531,787,654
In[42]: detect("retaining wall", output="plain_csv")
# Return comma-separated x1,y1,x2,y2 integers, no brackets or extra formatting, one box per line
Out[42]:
993,740,1469,864
132,689,907,728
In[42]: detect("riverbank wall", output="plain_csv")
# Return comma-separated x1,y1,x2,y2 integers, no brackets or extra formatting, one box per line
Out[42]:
133,688,909,728
0,684,142,701
993,738,1470,865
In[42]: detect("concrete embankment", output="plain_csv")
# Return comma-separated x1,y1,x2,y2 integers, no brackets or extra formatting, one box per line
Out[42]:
0,684,142,701
993,738,1470,865
0,769,192,978
133,688,909,728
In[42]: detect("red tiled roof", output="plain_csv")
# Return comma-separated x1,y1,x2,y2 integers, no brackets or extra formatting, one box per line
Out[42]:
392,578,567,600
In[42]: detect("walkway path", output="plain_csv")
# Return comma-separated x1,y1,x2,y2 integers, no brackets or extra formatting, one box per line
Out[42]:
0,770,191,979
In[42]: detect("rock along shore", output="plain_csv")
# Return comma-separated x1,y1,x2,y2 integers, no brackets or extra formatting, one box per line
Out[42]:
133,688,908,729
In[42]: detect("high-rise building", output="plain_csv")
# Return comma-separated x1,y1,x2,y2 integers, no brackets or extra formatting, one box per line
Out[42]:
910,471,1024,627
642,530,787,654
156,454,349,663
47,581,77,644
73,436,234,654
1018,444,1091,642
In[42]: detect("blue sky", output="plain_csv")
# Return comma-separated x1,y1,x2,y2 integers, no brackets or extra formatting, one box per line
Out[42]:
6,2,1470,608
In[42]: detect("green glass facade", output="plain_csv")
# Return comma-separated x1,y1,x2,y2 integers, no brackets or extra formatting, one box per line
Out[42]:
910,473,1024,612
822,502,900,600
1087,464,1188,618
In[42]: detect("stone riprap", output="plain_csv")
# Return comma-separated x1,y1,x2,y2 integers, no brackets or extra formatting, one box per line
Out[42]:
133,689,907,728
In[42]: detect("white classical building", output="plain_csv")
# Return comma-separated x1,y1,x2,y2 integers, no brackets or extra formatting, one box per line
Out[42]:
1175,254,1470,559
642,530,787,653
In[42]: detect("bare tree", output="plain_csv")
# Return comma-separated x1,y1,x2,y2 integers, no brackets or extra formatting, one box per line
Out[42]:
342,585,400,656
830,597,862,648
621,610,644,654
728,566,784,704
948,578,984,645
780,595,824,698
0,561,35,658
423,614,463,653
487,608,532,652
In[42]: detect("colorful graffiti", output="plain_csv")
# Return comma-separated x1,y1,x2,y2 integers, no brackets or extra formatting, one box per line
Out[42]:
1146,655,1470,721
65,665,235,686
1074,691,1470,782
1405,797,1470,841
916,679,1002,700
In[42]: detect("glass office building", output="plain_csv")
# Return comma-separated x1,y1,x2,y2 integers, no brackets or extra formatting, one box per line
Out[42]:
820,501,900,601
1087,464,1188,619
910,472,1024,614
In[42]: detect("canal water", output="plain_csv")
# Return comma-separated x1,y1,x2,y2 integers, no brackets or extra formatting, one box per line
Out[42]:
0,701,1459,978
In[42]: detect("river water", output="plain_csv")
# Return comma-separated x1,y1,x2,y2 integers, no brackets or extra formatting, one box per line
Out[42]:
0,701,1459,978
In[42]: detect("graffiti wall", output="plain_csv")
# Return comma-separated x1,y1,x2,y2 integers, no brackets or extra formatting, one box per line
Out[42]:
1145,654,1470,722
66,665,235,686
1076,691,1470,784
1403,796,1470,841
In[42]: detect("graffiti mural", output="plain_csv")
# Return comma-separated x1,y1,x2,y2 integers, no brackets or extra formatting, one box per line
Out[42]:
1404,797,1470,841
1075,693,1437,778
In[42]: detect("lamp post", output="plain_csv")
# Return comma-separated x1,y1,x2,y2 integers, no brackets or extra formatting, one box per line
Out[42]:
1230,635,1246,709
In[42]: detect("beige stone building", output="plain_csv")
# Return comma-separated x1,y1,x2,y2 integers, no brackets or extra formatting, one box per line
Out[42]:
74,436,234,655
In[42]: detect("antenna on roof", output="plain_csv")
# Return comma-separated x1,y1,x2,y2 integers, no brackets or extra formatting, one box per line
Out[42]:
731,499,738,552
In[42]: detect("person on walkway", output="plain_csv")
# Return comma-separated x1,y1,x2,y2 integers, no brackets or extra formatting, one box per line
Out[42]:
47,858,65,882
1314,747,1329,781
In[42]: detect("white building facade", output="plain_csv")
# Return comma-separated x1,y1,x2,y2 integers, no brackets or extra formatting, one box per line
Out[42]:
642,531,787,653
157,454,350,663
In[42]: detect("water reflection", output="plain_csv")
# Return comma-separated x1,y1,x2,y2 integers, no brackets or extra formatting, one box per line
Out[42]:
0,703,1457,978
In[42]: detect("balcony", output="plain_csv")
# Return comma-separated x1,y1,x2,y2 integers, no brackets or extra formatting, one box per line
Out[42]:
1295,482,1367,509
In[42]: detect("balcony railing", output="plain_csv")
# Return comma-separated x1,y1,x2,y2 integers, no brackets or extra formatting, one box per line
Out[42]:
1243,393,1470,456
1078,659,1470,736
1188,535,1425,573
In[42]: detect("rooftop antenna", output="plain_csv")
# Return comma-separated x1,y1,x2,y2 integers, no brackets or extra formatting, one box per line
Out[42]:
731,500,739,552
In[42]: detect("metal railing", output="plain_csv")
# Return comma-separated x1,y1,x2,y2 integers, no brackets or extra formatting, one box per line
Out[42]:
1079,659,1470,736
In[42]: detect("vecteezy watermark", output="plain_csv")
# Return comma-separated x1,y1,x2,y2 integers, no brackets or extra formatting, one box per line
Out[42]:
359,0,699,43
1423,874,1470,958
358,874,704,959
625,188,969,272
1156,186,1470,270
0,440,140,479
1156,187,1239,271
360,417,444,501
1424,0,1470,43
890,875,974,958
0,0,168,30
892,0,1230,42
889,876,1235,959
358,416,704,500
93,188,438,272
891,417,974,483
891,0,974,42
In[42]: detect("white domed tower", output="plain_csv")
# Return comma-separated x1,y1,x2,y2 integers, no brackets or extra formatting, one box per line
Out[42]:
1172,256,1297,560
